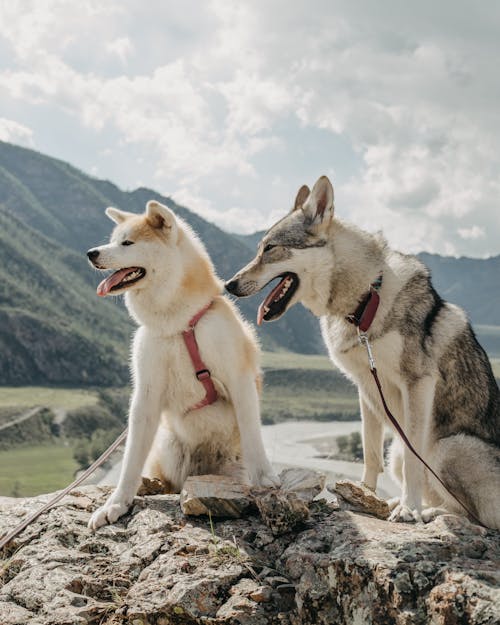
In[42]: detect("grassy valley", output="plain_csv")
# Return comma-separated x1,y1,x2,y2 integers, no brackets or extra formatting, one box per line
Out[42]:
0,351,357,496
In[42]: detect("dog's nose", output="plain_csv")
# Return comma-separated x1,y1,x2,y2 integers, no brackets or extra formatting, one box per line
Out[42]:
225,279,239,294
87,249,100,261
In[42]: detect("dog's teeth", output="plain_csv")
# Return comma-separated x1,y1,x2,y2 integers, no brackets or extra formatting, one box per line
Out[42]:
264,305,270,314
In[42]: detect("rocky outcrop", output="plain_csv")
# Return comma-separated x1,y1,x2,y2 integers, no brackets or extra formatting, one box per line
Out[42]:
0,485,499,625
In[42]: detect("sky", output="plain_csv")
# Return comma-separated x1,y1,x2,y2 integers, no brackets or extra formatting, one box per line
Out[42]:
0,1,499,257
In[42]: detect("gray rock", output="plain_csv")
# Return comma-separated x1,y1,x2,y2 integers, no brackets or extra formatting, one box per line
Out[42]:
1,486,499,625
334,479,390,519
278,468,326,503
253,490,310,536
180,474,254,518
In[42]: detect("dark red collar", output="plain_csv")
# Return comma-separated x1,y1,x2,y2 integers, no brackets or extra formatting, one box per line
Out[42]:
346,275,383,332
182,301,218,411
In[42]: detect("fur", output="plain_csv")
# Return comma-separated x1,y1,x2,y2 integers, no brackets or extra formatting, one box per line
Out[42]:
87,200,278,530
226,176,500,528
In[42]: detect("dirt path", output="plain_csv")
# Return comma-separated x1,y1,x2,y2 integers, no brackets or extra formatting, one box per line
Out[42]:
0,407,43,432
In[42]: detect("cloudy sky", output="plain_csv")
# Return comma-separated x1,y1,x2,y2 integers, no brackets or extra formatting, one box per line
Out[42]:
0,1,499,257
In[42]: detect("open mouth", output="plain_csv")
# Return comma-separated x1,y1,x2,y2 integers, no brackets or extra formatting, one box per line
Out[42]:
96,267,146,297
257,272,299,325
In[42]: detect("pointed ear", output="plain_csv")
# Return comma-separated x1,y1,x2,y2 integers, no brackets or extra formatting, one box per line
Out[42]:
293,184,311,211
105,206,132,224
302,176,334,225
145,200,176,231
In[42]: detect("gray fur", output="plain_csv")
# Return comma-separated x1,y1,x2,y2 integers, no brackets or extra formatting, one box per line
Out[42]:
226,175,500,529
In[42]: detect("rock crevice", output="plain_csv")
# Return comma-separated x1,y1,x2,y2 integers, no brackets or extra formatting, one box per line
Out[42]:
0,485,499,625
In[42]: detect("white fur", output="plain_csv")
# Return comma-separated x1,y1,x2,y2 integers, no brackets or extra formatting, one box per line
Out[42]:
87,201,278,530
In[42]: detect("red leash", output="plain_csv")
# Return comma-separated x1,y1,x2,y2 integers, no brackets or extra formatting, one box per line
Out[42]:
349,278,484,527
0,429,128,551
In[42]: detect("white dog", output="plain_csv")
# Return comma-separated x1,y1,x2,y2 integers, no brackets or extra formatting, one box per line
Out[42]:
86,200,278,529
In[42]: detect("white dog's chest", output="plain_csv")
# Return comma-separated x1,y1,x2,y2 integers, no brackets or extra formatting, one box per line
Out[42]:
134,330,217,414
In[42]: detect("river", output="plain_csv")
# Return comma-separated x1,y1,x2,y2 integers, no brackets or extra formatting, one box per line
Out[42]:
97,419,398,498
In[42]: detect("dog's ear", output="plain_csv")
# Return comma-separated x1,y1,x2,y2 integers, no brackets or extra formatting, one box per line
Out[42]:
105,207,132,224
146,200,177,233
292,184,311,212
302,176,334,225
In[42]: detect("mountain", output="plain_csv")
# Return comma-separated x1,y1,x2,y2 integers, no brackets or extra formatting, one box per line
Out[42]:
0,140,498,386
0,141,322,385
418,253,500,326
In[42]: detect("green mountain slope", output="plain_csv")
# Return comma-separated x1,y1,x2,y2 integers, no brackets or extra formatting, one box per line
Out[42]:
0,140,497,386
0,209,131,385
0,141,322,385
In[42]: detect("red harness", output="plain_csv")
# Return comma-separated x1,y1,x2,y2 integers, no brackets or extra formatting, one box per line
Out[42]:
182,301,218,411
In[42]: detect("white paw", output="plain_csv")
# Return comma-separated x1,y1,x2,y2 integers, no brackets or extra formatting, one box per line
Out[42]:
387,497,400,512
389,504,421,523
88,499,131,530
247,462,280,488
258,470,281,488
421,507,448,523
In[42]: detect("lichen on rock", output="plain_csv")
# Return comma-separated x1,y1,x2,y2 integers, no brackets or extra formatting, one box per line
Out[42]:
0,485,499,625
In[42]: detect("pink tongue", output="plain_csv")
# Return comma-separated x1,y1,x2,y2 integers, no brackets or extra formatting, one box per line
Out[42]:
257,302,266,326
256,276,288,325
97,268,136,297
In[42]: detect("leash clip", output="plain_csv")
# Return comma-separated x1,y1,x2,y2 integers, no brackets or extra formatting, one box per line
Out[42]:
358,329,376,371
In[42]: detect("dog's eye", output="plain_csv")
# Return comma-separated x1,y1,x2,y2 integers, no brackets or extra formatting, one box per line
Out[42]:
263,244,275,253
122,240,134,246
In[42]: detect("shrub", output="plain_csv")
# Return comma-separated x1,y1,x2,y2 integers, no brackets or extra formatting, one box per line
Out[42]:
336,431,363,461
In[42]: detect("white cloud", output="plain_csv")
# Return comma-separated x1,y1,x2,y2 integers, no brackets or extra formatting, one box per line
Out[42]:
0,118,33,146
458,225,485,240
0,1,499,256
172,186,259,233
106,37,133,64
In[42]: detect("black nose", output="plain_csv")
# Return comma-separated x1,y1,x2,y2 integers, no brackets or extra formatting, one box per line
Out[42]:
87,249,100,261
225,279,239,294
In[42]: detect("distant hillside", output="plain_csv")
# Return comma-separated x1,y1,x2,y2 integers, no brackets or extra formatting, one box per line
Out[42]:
0,140,498,386
0,142,322,385
418,253,500,326
0,209,131,385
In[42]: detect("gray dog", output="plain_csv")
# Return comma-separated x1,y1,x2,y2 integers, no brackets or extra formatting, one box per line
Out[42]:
226,175,500,528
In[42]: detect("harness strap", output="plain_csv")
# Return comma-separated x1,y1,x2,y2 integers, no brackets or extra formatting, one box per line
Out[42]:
182,301,218,411
349,281,485,527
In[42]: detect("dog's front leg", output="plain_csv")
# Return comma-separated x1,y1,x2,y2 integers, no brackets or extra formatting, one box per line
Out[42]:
229,372,280,488
88,385,161,530
389,376,435,523
88,331,162,530
359,394,385,491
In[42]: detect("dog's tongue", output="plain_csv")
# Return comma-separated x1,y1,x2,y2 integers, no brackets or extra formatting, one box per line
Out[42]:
97,268,134,297
257,301,266,326
256,277,288,325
